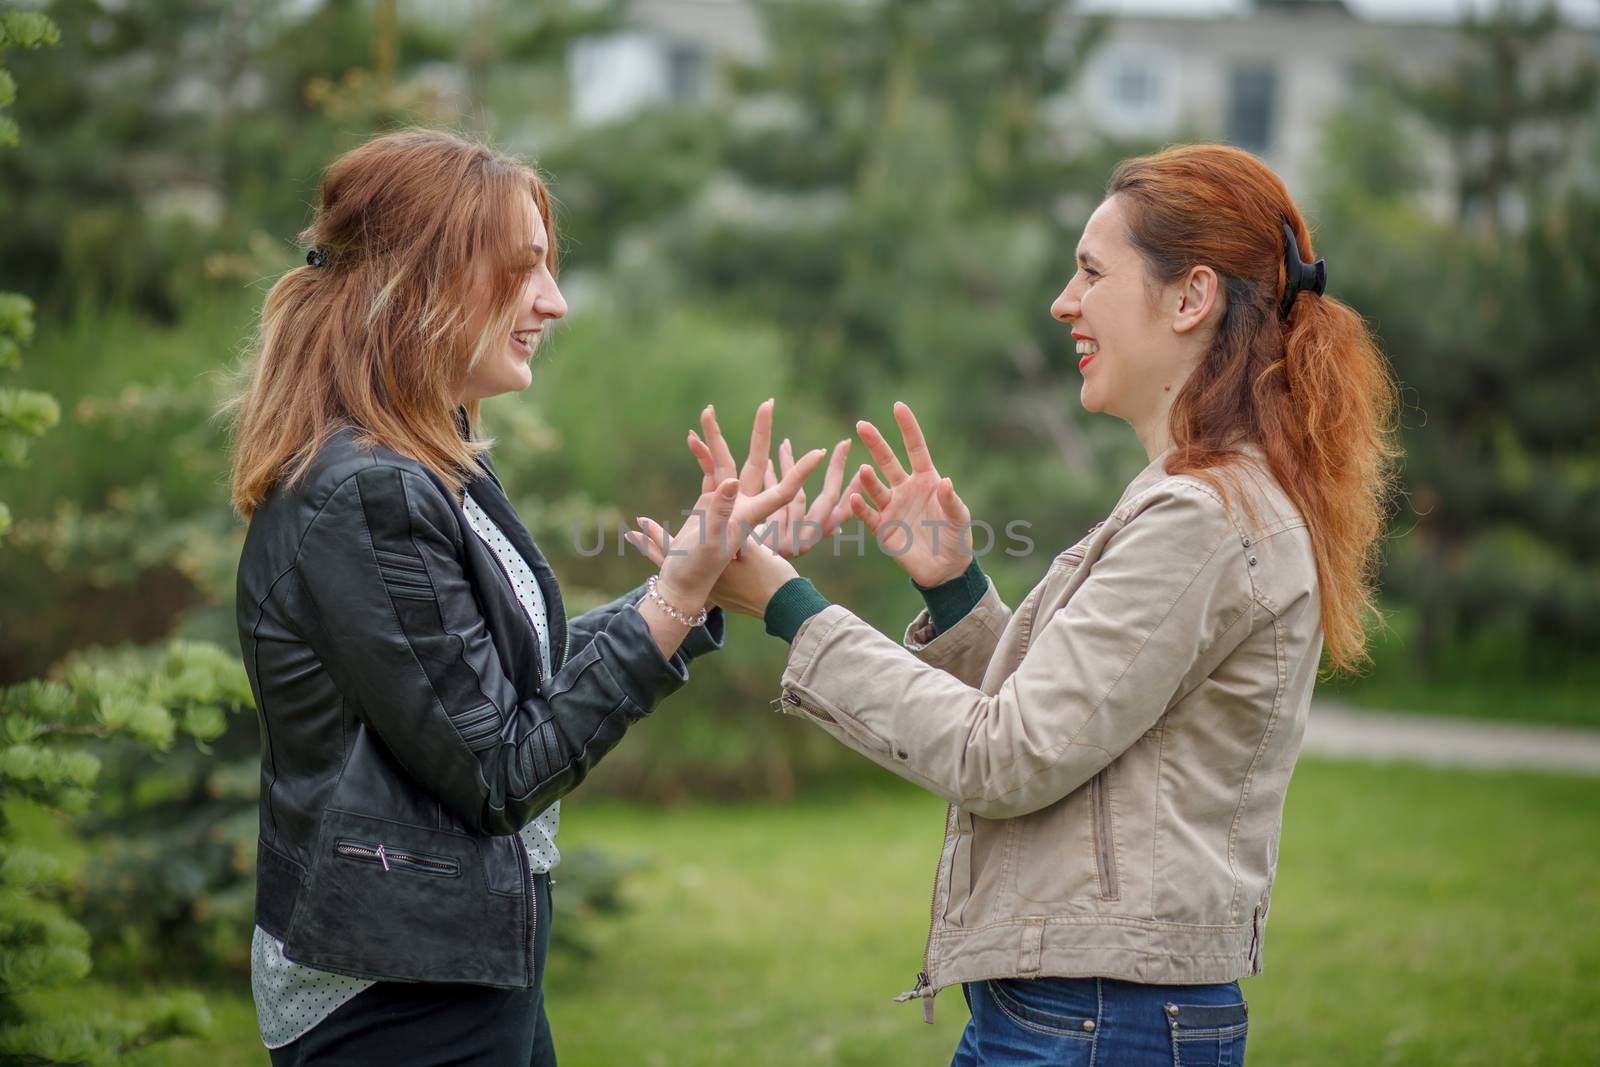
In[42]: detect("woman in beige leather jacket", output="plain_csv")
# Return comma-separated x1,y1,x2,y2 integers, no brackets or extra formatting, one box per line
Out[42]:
633,145,1399,1066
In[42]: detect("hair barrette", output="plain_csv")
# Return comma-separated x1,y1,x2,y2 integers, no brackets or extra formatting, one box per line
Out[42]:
1279,223,1326,316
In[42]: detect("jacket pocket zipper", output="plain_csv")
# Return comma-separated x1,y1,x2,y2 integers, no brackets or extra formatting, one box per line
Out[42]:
1090,771,1119,900
334,838,459,877
780,688,891,756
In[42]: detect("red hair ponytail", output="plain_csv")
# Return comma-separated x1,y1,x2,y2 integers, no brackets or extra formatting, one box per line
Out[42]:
1109,145,1402,675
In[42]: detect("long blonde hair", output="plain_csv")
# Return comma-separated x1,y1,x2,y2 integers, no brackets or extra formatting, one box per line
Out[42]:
223,127,556,518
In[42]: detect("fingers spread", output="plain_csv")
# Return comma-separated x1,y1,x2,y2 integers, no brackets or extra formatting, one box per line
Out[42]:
894,401,936,474
632,517,672,567
857,463,891,510
700,405,738,480
855,419,908,486
782,440,807,525
740,398,775,495
640,516,671,553
823,485,856,534
759,460,792,556
746,447,825,521
687,431,716,493
626,530,666,567
940,477,972,526
825,438,851,490
822,467,863,534
805,438,851,525
848,491,882,534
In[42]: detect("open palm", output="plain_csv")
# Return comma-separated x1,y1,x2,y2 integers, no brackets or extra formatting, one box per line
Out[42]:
851,402,975,588
628,399,824,605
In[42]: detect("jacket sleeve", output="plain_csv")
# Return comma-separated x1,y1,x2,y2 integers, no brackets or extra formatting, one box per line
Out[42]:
899,578,1011,687
294,464,693,835
778,481,1256,819
569,585,726,664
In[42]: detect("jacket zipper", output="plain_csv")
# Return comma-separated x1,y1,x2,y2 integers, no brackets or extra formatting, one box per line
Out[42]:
517,833,538,987
334,840,458,876
1091,771,1119,899
468,507,553,988
919,809,954,1023
893,805,953,1024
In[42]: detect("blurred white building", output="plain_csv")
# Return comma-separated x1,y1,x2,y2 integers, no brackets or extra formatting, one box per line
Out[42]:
569,0,1599,212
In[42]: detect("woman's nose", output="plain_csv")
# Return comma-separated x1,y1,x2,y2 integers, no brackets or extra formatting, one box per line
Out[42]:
1050,285,1078,324
536,280,567,321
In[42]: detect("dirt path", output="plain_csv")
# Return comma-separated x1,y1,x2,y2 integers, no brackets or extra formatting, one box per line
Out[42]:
1306,701,1600,777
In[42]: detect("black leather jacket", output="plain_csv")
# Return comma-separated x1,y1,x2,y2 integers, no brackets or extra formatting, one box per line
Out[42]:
237,425,722,988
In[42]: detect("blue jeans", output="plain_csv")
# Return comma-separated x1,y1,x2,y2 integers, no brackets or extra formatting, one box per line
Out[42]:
951,975,1248,1067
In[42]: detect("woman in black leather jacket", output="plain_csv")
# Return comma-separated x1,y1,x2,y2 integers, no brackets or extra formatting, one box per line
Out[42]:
225,127,830,1066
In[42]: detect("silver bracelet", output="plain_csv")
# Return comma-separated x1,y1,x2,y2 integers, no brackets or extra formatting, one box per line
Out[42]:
644,574,710,628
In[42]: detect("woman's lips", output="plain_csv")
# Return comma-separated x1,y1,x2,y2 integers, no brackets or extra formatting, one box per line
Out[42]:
1073,332,1097,371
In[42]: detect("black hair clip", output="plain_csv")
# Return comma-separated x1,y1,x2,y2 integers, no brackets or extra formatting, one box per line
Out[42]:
306,247,329,269
1279,223,1326,316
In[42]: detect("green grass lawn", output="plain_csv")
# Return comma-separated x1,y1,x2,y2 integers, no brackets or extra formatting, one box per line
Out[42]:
156,759,1599,1066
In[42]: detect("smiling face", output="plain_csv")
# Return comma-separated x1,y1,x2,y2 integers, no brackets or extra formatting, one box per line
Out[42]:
1049,195,1220,455
458,192,567,404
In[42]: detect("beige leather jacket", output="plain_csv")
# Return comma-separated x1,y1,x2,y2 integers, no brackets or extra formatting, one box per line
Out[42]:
777,444,1322,1016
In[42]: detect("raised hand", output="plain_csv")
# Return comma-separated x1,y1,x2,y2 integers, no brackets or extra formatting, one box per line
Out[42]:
638,399,825,616
851,401,975,587
682,405,855,559
684,425,854,559
758,437,857,558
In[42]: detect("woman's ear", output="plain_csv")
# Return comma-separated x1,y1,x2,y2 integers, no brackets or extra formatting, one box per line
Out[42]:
1172,265,1222,335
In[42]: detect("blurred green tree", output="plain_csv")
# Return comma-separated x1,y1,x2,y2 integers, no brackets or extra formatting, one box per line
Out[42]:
1,10,222,1062
1312,10,1600,705
0,640,251,1063
0,8,60,548
1394,0,1598,237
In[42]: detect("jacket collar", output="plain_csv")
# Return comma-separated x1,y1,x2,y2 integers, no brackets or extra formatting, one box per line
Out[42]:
1112,438,1266,513
1115,444,1178,511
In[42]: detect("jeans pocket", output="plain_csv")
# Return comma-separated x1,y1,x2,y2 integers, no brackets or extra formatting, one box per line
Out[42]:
984,977,1100,1042
1168,1000,1249,1067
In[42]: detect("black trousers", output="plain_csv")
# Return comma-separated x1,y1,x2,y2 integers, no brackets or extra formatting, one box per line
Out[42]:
270,874,555,1067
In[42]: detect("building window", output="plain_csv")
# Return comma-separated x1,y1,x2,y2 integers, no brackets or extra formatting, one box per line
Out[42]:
569,34,711,125
665,42,708,105
1111,61,1160,112
1227,65,1277,154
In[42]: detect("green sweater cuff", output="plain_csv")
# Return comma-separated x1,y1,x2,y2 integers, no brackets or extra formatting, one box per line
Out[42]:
764,577,832,644
914,558,987,635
